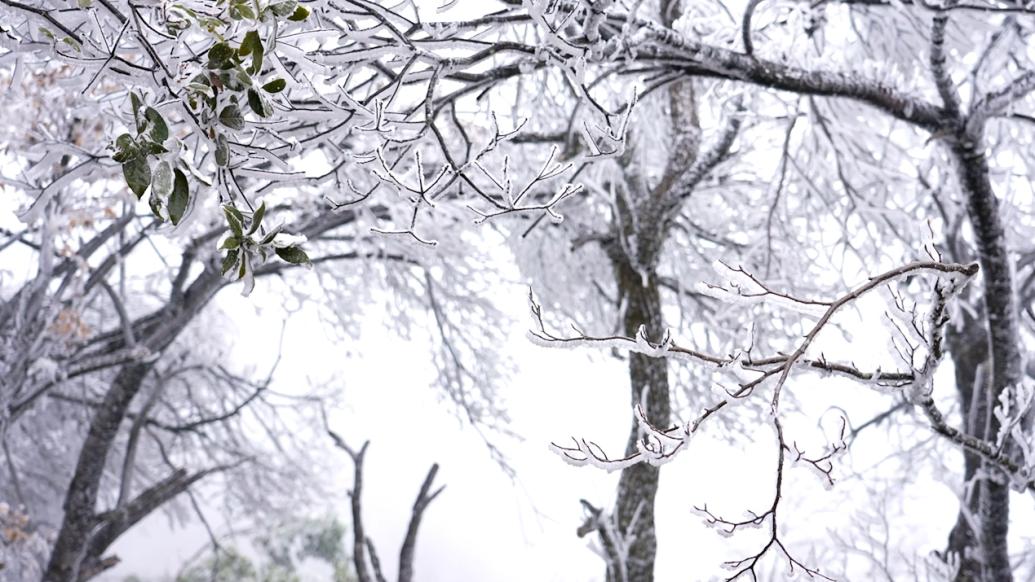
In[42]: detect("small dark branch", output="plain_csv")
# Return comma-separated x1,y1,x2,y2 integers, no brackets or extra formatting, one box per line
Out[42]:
790,417,848,489
917,396,1032,491
664,97,743,218
540,260,979,470
327,423,443,582
576,499,625,582
929,9,962,119
599,7,948,130
700,418,834,581
329,432,372,582
847,400,909,444
0,0,82,42
742,0,763,56
398,463,443,582
970,70,1035,125
365,539,388,582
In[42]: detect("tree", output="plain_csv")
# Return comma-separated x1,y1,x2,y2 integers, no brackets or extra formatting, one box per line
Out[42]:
474,2,1035,580
326,431,442,582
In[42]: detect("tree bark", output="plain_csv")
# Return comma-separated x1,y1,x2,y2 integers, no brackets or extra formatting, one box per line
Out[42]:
947,126,1021,582
42,362,153,582
945,311,989,582
610,259,671,582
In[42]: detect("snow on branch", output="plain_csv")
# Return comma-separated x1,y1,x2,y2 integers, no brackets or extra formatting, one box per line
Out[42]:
539,259,984,580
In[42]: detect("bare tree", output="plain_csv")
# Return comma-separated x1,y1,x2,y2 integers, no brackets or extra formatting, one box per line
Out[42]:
327,429,443,582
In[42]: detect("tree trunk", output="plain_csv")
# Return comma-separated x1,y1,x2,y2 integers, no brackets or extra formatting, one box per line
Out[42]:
42,362,153,582
948,127,1021,582
945,312,989,582
609,258,671,582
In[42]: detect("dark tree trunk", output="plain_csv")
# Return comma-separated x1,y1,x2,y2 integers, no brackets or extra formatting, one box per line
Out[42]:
609,260,671,582
42,363,153,582
945,312,989,582
43,266,225,582
947,127,1021,582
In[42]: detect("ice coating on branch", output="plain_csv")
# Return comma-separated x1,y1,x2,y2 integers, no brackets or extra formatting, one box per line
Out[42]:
28,357,61,383
634,325,673,357
698,261,830,317
906,365,935,404
992,379,1035,491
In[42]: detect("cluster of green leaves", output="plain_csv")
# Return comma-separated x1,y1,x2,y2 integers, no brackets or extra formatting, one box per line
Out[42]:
185,28,291,144
112,93,191,224
220,202,311,289
111,1,315,288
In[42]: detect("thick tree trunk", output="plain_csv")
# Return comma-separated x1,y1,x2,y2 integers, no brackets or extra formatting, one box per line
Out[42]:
43,362,153,582
948,128,1022,582
43,266,225,582
605,251,671,582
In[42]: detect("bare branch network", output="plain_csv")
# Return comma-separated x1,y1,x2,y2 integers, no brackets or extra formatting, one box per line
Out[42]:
530,258,1035,579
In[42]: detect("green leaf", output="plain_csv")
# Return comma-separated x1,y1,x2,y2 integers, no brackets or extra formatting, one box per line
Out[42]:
223,205,245,238
239,30,264,75
220,236,241,250
247,201,266,235
221,249,240,275
122,156,151,199
268,0,297,17
287,5,309,21
275,246,311,266
219,104,245,130
144,107,169,142
224,204,245,223
261,78,286,93
169,169,189,225
200,16,225,33
152,161,174,198
247,89,272,118
112,133,136,163
207,42,235,69
143,141,168,156
130,92,143,132
219,69,247,92
229,1,255,19
238,30,258,55
215,133,230,166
